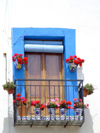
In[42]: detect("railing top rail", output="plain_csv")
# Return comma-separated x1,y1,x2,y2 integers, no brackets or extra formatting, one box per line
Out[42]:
14,79,83,82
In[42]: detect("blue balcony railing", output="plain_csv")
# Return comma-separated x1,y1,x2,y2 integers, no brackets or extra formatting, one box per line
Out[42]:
13,79,84,127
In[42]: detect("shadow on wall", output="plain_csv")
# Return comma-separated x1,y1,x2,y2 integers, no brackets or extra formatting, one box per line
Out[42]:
77,66,84,80
79,109,94,133
2,109,94,133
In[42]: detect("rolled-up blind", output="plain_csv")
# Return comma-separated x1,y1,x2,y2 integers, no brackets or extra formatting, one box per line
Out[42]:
24,40,63,53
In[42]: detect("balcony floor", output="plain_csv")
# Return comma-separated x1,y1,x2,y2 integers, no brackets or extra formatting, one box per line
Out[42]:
15,116,84,127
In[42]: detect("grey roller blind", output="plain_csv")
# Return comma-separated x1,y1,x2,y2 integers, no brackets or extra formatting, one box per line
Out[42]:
24,40,63,53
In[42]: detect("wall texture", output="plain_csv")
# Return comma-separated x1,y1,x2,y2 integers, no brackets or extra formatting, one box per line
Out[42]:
0,0,100,133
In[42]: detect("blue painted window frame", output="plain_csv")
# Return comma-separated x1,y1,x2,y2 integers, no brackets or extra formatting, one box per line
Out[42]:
12,28,77,102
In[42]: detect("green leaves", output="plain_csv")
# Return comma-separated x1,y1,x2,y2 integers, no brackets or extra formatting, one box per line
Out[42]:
83,83,94,95
3,82,16,90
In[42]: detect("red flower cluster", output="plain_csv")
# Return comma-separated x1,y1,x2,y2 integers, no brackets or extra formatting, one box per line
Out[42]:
13,93,29,106
66,55,85,66
59,100,73,109
12,53,28,65
31,100,45,110
73,98,89,109
40,104,45,110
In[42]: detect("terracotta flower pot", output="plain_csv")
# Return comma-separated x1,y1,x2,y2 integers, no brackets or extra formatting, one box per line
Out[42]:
17,106,29,116
83,89,89,97
7,88,14,94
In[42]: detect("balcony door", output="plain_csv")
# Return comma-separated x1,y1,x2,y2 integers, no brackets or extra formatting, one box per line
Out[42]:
25,52,64,115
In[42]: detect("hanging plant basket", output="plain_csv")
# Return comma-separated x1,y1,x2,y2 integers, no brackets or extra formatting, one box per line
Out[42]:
7,88,14,94
68,63,77,72
17,105,29,116
83,89,89,97
14,61,22,70
3,81,15,94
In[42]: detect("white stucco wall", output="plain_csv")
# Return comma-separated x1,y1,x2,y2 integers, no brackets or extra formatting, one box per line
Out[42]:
0,0,100,133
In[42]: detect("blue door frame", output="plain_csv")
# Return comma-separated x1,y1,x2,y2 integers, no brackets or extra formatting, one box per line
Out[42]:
12,28,77,113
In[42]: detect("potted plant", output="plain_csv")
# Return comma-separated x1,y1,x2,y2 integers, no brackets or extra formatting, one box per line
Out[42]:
13,94,30,116
59,100,72,119
31,100,45,120
12,53,28,70
73,98,89,117
46,98,59,120
83,83,95,97
3,81,16,94
66,55,85,72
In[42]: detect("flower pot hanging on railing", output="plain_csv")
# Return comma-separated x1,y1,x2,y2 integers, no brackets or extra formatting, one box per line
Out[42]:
12,53,28,70
60,108,67,120
31,100,45,120
73,98,89,119
48,108,56,120
17,105,29,116
34,108,41,120
66,55,85,72
74,108,83,118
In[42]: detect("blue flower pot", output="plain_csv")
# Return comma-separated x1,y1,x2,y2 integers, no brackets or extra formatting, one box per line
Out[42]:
69,63,77,72
48,108,56,120
60,108,67,120
14,61,22,70
74,108,83,118
34,108,41,120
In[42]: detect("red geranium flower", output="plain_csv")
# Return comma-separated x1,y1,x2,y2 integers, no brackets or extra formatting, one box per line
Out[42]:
63,100,66,103
16,93,21,97
14,53,18,56
74,104,76,106
87,104,89,107
12,58,15,62
56,107,59,109
19,54,23,56
66,101,72,105
41,104,45,109
67,106,71,109
69,56,73,60
23,101,26,104
36,100,40,104
80,63,82,66
25,61,27,65
13,100,16,103
16,97,21,101
66,58,69,63
79,99,82,102
73,98,77,101
73,55,77,58
82,59,85,63
23,57,28,61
